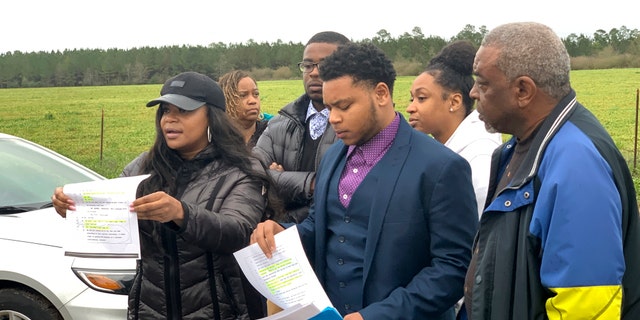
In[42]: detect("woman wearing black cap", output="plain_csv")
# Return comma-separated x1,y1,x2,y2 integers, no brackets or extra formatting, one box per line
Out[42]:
52,71,281,319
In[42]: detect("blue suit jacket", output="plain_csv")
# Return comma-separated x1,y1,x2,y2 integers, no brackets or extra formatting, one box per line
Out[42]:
296,117,479,319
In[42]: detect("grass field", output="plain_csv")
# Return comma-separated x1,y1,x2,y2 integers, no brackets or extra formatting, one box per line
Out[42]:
1,69,640,195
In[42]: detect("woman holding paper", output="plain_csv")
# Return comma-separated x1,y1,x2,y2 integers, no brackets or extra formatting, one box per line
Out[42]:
52,71,282,319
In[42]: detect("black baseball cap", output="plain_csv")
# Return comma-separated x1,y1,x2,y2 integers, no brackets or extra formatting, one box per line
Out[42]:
146,71,226,111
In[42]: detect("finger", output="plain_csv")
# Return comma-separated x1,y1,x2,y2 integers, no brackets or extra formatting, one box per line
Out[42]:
250,227,260,244
54,187,70,202
133,191,170,209
262,223,277,253
134,194,180,223
262,221,284,258
52,187,75,217
132,192,155,206
253,223,274,259
51,194,67,218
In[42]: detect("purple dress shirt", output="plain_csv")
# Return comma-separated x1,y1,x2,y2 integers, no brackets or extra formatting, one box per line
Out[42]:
338,113,400,207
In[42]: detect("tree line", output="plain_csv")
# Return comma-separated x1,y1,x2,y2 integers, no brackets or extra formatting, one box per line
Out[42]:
1,24,639,88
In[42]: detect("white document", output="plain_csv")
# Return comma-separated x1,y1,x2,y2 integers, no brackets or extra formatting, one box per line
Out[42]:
63,174,149,258
233,226,333,313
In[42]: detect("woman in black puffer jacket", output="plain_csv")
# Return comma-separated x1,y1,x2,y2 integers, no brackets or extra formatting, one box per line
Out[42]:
54,72,282,319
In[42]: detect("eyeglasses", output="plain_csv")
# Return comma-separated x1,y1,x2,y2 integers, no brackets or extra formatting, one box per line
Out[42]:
297,61,321,73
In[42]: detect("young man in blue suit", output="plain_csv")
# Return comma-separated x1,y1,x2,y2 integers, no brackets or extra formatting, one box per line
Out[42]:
251,43,478,320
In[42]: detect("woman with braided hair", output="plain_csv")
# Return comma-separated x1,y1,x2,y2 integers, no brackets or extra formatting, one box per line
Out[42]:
219,70,269,149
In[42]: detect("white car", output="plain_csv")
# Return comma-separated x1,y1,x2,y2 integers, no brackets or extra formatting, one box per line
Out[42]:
0,133,136,320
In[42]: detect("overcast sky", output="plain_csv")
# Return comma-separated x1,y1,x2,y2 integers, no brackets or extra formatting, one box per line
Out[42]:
3,0,637,53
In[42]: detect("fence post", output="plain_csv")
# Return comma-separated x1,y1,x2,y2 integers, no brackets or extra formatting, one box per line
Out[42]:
100,108,104,162
635,89,639,171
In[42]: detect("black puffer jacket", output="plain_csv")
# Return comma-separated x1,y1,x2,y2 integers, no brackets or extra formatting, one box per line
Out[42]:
252,94,337,222
123,147,266,320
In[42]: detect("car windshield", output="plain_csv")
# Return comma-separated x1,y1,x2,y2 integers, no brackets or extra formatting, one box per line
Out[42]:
0,138,103,209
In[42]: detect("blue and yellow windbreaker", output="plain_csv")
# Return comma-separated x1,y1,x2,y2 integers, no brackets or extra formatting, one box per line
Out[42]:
468,90,640,320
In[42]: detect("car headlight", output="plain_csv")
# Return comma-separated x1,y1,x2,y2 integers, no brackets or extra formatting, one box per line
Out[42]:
72,268,136,295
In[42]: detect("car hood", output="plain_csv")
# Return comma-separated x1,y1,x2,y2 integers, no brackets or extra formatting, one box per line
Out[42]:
0,208,138,270
0,208,66,247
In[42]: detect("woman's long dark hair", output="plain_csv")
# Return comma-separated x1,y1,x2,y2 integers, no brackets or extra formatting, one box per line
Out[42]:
137,104,283,219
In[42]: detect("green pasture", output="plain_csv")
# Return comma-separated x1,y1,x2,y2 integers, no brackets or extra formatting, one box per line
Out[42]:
1,69,640,196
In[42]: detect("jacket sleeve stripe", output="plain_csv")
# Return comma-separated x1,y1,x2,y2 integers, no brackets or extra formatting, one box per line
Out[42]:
546,285,622,319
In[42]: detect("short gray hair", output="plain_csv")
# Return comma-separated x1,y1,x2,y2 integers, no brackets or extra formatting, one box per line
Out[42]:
482,22,571,100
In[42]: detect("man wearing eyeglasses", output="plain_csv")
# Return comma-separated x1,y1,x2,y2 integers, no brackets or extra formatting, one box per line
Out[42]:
253,31,350,224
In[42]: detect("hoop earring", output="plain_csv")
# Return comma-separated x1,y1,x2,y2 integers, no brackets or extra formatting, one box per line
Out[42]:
207,126,212,143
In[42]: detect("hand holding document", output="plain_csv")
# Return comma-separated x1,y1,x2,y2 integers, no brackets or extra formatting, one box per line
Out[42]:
233,226,342,320
62,174,149,259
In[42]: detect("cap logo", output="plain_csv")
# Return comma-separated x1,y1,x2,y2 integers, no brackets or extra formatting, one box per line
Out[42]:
170,80,186,88
146,72,225,111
